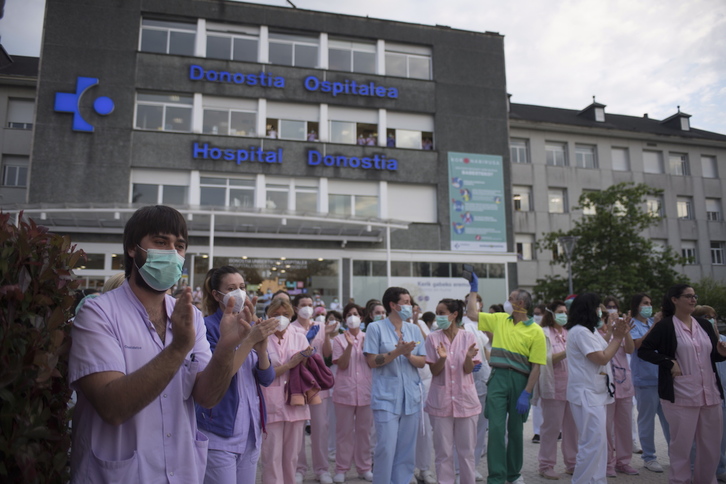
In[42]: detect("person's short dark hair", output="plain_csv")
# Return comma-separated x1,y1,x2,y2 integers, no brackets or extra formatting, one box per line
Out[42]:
630,293,652,319
342,302,364,320
541,300,566,328
489,304,504,313
565,293,601,331
292,293,313,308
422,311,436,325
661,284,693,318
382,286,410,314
272,289,290,300
438,298,465,325
326,310,343,322
123,205,188,278
603,296,620,311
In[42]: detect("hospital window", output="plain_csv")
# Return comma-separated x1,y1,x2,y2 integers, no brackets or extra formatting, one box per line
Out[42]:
74,253,105,270
575,144,598,169
328,39,376,74
386,128,434,150
265,183,288,210
131,183,187,205
203,109,257,136
510,139,529,163
711,242,725,265
706,198,722,221
6,98,34,130
330,121,378,145
266,119,319,141
512,186,531,212
643,150,664,174
139,19,196,56
200,177,255,208
548,188,567,213
669,153,690,176
646,196,664,217
516,235,535,261
677,197,693,220
385,51,431,80
611,147,630,171
2,156,28,187
206,32,258,62
681,241,697,264
546,142,567,166
135,92,193,132
328,194,378,218
701,155,718,178
268,32,318,68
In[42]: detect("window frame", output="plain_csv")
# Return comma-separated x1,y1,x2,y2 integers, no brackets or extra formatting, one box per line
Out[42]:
611,147,630,171
545,142,568,167
139,18,196,55
701,155,719,179
510,139,529,164
2,164,28,187
199,176,256,208
205,31,259,62
384,51,432,80
512,185,532,212
6,98,34,130
711,242,725,265
706,198,722,222
135,92,193,132
643,150,665,174
669,152,690,176
681,241,698,264
203,107,257,137
676,197,694,220
268,32,319,68
548,188,567,214
575,144,598,169
328,39,377,74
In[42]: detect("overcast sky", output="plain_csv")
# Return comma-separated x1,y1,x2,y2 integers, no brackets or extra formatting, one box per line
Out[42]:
2,0,725,134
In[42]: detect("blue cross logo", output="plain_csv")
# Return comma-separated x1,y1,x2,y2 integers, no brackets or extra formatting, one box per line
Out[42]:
54,77,115,132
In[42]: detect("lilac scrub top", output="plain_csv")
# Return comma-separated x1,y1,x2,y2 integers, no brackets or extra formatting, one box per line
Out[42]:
69,281,212,484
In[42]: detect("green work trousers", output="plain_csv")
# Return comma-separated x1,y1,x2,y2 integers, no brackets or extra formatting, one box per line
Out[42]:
484,367,529,484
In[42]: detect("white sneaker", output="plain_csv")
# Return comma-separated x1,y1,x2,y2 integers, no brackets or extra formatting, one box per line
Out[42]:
422,470,437,484
295,472,304,484
643,460,664,473
475,470,484,481
632,439,642,453
358,471,373,482
333,473,346,483
507,478,525,484
318,472,334,484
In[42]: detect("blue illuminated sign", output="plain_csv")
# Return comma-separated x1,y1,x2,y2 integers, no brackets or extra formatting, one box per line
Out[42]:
307,149,398,171
54,77,115,132
303,75,398,99
193,143,283,164
189,65,285,88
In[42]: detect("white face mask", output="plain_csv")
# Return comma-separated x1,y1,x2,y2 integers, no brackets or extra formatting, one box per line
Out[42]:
503,300,514,315
221,288,246,313
298,306,314,320
275,315,290,331
315,315,326,324
346,315,361,329
533,314,543,324
607,308,618,314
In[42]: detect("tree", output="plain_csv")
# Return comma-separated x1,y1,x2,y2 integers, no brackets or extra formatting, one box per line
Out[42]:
692,276,726,325
534,183,689,306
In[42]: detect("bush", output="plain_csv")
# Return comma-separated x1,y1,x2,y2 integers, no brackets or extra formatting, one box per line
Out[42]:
0,212,82,483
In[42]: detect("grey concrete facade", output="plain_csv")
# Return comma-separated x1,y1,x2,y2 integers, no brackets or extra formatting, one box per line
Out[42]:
509,102,726,292
19,0,516,302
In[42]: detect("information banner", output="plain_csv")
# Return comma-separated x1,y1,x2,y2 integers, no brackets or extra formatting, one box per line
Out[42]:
447,152,507,252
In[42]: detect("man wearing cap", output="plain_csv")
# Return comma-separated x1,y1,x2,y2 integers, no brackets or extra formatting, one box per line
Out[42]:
465,271,546,484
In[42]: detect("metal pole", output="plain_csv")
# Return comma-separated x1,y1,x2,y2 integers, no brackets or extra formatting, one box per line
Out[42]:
568,260,573,295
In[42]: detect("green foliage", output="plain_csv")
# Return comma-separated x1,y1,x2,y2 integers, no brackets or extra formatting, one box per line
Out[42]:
534,183,689,305
0,212,82,483
692,277,726,323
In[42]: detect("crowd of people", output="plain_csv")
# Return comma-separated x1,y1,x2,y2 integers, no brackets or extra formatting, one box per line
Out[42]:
67,205,726,484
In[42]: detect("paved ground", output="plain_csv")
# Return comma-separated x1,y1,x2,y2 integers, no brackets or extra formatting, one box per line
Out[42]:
256,414,670,483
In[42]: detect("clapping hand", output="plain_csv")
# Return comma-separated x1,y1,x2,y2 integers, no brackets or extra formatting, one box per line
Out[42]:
396,335,417,356
436,342,448,359
466,343,479,360
344,331,354,347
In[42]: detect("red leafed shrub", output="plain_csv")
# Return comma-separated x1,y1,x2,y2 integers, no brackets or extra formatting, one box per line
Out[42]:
0,212,82,483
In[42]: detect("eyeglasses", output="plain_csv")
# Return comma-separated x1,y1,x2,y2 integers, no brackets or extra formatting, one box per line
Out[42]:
679,294,698,300
606,305,618,309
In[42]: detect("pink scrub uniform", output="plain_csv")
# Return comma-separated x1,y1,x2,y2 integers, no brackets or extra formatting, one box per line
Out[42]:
260,330,311,484
663,316,722,484
424,329,481,484
332,331,373,475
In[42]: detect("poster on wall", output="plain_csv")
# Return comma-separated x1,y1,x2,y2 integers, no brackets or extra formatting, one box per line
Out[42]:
447,152,507,252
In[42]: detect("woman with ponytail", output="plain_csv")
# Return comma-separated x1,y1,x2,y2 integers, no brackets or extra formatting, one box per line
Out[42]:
195,266,279,484
424,298,481,484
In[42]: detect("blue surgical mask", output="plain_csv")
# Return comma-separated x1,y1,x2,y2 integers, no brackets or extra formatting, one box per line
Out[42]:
639,306,653,318
373,314,385,321
596,320,605,329
397,305,413,321
436,315,452,330
136,246,184,291
596,308,603,319
555,313,568,326
708,318,716,326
